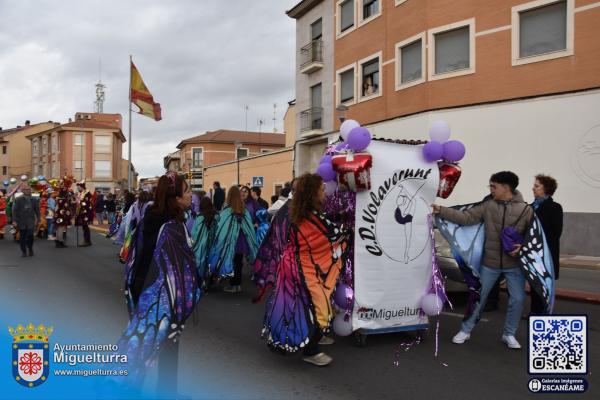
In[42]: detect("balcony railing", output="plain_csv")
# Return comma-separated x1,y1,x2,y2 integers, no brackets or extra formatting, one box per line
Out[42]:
299,107,323,135
299,40,324,74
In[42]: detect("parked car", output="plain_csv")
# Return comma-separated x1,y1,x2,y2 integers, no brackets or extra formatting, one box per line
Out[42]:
435,229,468,293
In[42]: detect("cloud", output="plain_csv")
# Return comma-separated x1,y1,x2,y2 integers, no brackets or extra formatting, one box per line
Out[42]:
0,0,299,177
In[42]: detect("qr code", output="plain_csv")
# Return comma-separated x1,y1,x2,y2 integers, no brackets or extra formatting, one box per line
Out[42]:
529,316,587,374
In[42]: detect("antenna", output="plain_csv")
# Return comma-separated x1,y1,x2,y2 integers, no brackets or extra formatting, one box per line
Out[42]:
272,103,277,133
94,58,106,113
258,118,265,133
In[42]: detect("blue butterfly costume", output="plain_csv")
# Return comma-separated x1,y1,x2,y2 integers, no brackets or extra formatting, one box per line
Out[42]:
117,220,203,381
436,202,555,317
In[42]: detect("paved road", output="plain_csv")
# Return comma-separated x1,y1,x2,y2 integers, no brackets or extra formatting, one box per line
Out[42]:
1,231,598,399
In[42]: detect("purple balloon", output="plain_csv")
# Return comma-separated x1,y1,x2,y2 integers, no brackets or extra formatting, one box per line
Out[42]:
346,127,372,151
316,162,337,182
320,155,333,165
442,140,466,162
422,140,443,162
334,283,354,309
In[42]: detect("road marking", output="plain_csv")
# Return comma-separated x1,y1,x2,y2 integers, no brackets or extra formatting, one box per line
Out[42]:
442,311,489,322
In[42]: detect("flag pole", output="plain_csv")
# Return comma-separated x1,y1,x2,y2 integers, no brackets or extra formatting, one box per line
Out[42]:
128,55,133,192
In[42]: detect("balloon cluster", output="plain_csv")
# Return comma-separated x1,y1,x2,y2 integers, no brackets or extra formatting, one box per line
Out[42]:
422,121,466,163
316,119,374,195
332,282,354,336
339,119,372,152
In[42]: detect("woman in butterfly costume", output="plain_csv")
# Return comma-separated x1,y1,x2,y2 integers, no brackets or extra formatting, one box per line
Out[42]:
208,185,258,292
121,190,154,316
191,196,219,285
261,173,349,366
117,173,202,395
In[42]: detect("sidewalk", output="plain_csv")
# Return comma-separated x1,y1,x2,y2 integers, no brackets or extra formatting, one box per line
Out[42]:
90,223,600,304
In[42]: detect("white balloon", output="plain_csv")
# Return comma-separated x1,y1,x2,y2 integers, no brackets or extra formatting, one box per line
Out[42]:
332,313,353,336
340,119,360,141
420,293,444,316
20,175,28,182
429,120,451,143
324,180,338,196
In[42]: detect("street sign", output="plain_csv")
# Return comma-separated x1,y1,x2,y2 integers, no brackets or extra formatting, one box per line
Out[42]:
252,176,264,187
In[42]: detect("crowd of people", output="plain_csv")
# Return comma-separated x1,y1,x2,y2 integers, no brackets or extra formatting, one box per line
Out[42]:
0,168,564,396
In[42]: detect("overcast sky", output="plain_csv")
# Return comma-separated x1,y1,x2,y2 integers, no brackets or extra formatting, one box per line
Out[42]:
0,0,299,177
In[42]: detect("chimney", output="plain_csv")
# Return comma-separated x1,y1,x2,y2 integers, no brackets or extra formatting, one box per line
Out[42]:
25,120,30,126
68,118,72,123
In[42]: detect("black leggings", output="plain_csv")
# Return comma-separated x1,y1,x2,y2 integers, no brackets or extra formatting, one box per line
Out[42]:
303,330,323,356
229,253,244,286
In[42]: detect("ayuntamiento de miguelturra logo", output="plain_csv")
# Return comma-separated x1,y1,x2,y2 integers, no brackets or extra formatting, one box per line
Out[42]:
9,323,53,388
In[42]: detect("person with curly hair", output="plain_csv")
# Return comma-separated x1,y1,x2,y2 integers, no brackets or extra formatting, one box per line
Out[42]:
261,173,349,366
530,174,563,315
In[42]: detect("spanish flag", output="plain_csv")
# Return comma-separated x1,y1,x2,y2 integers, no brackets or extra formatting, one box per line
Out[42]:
130,61,162,121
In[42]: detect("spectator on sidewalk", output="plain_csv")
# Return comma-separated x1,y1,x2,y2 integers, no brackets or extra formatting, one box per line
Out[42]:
95,191,105,225
268,187,291,216
12,185,40,257
212,181,225,211
530,174,563,315
105,193,117,225
433,171,533,350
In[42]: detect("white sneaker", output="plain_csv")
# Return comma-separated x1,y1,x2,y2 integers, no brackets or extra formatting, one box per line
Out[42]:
318,336,335,345
223,285,241,293
501,335,521,349
302,352,332,366
452,331,471,344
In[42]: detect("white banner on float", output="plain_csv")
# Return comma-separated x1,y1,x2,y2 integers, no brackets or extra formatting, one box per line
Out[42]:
352,141,439,331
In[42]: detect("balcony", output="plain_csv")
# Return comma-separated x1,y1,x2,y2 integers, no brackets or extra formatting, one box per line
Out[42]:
299,40,323,74
299,107,323,137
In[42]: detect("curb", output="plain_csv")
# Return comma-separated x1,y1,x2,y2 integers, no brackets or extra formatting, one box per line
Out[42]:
89,226,109,234
502,285,600,305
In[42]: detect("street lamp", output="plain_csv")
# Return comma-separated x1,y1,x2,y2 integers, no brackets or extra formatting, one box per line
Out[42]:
235,140,241,186
336,104,348,124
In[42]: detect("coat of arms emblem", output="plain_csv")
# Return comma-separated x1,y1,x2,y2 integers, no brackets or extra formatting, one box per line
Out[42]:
9,323,53,388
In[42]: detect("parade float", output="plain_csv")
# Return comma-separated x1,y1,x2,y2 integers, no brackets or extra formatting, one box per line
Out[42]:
316,120,465,346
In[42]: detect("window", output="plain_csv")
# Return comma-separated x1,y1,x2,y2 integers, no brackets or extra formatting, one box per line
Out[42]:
274,184,284,197
512,0,573,66
337,63,356,104
359,53,381,100
396,33,426,90
311,18,322,41
2,166,6,175
361,0,380,22
94,135,111,153
236,148,249,159
74,160,83,170
32,139,39,156
52,161,57,178
337,0,355,36
260,149,272,154
37,165,43,175
428,19,475,81
310,83,323,129
74,133,83,146
94,160,111,178
192,148,203,168
2,145,6,154
51,135,58,152
42,136,48,155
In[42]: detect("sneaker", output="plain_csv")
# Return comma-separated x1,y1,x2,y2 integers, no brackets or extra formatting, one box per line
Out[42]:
47,236,56,241
318,336,335,346
501,335,521,349
302,352,332,366
223,285,241,293
452,331,471,344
